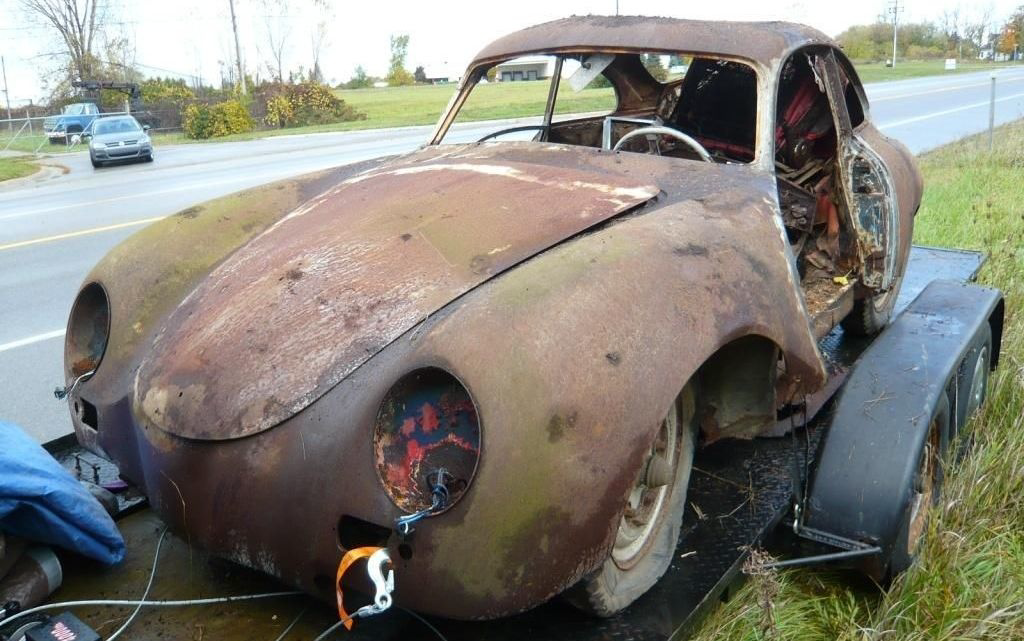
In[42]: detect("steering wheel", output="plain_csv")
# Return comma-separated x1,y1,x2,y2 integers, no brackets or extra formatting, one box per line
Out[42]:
612,126,713,162
477,124,549,143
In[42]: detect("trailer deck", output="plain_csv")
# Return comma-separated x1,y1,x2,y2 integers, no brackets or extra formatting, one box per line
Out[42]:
8,246,985,641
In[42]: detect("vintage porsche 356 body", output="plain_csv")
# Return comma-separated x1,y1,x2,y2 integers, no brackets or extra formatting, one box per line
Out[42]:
63,16,921,619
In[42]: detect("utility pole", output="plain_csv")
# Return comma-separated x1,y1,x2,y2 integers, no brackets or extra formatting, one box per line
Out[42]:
888,0,904,67
228,0,247,94
1,56,12,133
615,0,619,15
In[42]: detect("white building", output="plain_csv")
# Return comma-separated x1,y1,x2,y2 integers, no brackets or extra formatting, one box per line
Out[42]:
495,55,554,82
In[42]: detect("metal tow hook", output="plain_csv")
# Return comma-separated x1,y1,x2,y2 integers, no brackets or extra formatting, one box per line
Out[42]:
395,468,451,537
355,548,395,619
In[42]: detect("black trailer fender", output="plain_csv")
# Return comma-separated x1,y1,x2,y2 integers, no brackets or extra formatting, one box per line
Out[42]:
804,279,1004,578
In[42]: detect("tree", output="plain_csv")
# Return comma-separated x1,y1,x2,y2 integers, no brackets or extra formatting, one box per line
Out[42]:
345,65,372,89
20,0,107,80
642,53,667,82
386,34,414,86
997,6,1024,56
260,0,291,82
414,65,427,83
309,0,331,84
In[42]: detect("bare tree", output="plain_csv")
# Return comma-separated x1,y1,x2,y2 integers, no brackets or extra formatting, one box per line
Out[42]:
20,0,108,80
309,0,331,83
260,0,292,82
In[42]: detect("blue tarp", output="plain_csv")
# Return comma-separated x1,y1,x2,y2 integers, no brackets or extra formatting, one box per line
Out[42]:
0,421,124,564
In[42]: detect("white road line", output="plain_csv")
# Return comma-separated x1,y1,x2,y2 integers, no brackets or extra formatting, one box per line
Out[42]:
879,91,1024,129
869,76,1024,103
0,329,65,353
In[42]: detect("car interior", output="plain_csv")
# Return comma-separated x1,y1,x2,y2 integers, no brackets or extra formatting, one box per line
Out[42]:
448,49,866,335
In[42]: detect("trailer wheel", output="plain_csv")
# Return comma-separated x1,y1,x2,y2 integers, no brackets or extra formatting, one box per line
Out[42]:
889,394,949,576
956,324,992,435
567,385,697,617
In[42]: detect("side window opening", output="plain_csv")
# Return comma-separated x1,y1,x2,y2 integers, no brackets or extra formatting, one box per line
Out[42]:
670,58,758,162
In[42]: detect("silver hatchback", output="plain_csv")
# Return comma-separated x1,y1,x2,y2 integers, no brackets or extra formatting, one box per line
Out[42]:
85,115,154,168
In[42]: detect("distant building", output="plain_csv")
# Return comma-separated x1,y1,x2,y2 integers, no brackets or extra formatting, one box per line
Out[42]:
495,56,553,82
423,62,459,84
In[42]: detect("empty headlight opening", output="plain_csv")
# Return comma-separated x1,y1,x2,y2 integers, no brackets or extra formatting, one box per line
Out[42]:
66,282,111,377
373,367,482,514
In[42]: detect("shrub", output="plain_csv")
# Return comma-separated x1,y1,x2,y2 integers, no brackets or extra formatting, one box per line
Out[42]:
259,82,365,129
183,99,254,139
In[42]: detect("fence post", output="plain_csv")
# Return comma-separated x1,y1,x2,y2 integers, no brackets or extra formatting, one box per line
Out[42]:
988,72,996,152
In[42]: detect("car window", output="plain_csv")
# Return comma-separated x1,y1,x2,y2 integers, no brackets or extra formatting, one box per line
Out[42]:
64,104,85,115
438,51,758,164
94,118,140,135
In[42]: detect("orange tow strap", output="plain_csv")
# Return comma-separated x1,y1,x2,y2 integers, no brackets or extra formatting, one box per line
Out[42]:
336,546,384,630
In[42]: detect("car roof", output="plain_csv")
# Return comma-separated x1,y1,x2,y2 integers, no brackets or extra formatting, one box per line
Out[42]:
471,15,833,68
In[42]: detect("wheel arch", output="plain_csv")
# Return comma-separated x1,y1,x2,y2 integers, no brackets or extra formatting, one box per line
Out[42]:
692,334,781,442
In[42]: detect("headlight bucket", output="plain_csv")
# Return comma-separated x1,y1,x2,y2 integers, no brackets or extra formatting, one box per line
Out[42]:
66,282,111,377
373,368,481,513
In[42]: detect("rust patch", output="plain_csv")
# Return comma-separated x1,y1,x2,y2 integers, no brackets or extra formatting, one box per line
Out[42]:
137,151,659,440
674,243,709,257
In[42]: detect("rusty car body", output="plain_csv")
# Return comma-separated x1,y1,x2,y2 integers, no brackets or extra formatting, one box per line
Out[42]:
62,16,922,620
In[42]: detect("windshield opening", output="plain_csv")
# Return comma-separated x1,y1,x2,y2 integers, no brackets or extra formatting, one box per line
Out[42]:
436,51,758,164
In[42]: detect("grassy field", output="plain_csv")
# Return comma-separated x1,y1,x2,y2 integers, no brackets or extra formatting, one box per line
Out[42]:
0,155,39,182
854,59,1024,84
691,121,1024,641
144,80,615,146
9,59,1021,150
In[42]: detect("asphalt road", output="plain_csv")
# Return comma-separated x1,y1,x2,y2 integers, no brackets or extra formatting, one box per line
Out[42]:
3,67,1024,443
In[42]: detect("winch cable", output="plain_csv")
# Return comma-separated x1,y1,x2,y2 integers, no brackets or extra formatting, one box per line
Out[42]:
0,526,303,635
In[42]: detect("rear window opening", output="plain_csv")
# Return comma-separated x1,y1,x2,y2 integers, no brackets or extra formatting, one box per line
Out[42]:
440,51,758,165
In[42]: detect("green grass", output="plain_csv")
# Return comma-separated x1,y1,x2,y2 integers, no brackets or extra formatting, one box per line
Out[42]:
0,132,84,155
854,59,1024,84
691,120,1024,641
0,155,39,182
147,80,615,146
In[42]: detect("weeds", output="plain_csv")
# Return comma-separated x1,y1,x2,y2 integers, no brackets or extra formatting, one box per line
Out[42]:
692,121,1024,640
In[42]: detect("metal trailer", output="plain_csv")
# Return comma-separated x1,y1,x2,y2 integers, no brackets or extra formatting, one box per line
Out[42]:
6,245,1005,641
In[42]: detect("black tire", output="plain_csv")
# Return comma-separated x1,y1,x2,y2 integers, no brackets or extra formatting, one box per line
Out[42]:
888,393,950,577
143,153,154,163
955,324,992,435
91,157,102,169
567,385,697,617
842,274,903,336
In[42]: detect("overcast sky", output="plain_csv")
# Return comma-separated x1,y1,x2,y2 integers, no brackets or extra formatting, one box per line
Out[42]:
0,0,1015,105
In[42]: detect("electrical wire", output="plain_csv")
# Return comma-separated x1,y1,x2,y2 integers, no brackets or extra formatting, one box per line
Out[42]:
399,606,450,641
271,606,307,641
106,527,168,641
311,616,352,641
0,592,303,630
310,607,449,641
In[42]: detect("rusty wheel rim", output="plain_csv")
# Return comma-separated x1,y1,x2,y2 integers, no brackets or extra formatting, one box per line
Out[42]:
612,401,683,569
906,416,940,556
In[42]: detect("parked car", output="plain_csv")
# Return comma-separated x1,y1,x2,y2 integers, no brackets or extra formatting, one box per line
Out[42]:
84,115,154,168
42,102,100,144
61,16,921,621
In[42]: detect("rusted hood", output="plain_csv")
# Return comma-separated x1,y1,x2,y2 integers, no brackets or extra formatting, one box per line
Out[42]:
135,145,660,440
